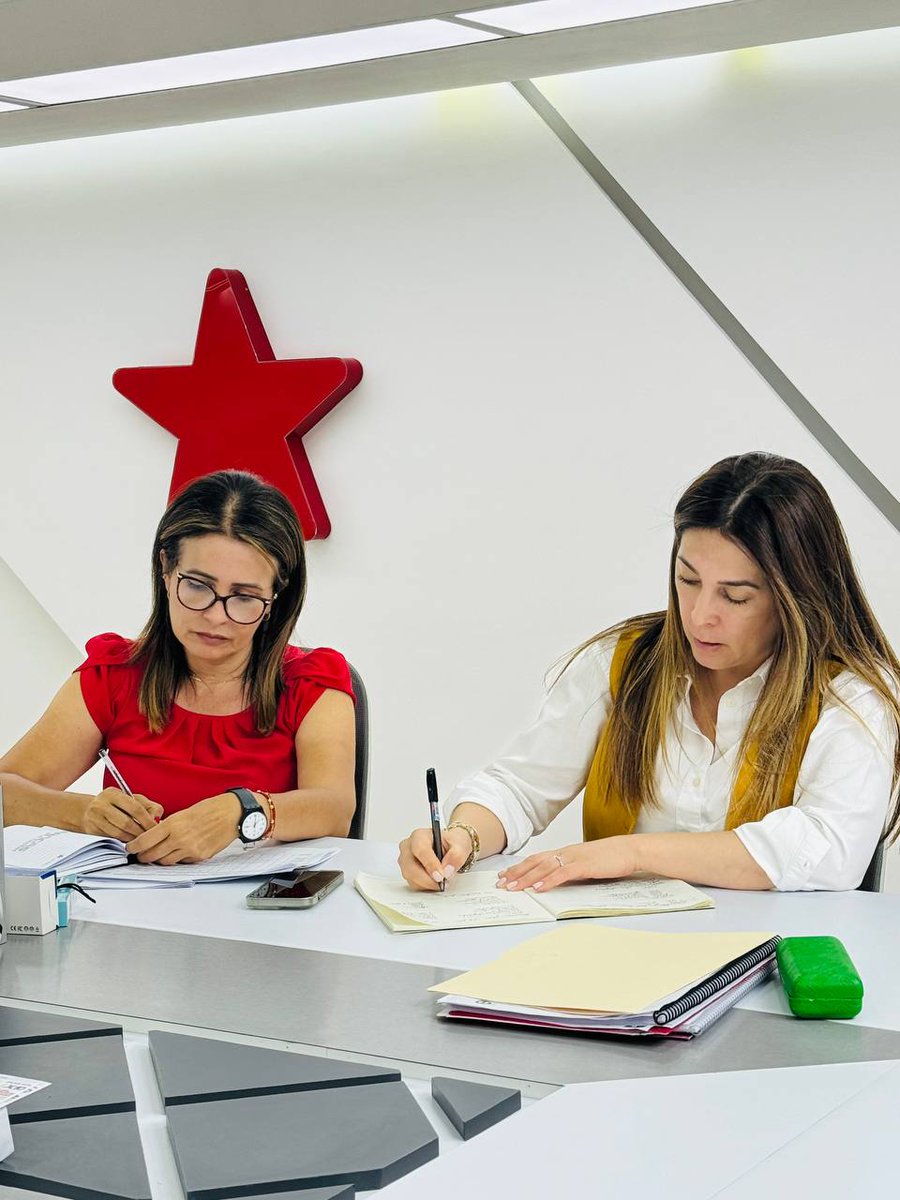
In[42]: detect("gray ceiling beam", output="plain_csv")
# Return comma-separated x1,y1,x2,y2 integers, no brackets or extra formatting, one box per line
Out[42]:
2,0,900,149
0,1,530,79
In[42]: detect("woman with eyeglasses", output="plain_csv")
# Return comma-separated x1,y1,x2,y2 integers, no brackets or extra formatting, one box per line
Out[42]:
0,470,356,864
399,452,900,893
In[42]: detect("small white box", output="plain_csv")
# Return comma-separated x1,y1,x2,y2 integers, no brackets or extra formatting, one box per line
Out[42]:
0,1109,12,1160
5,872,58,935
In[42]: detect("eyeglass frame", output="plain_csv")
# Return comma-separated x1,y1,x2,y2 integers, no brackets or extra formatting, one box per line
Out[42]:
174,572,277,625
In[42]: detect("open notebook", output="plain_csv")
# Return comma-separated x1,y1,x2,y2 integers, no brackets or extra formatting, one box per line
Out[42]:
3,826,337,888
354,871,713,932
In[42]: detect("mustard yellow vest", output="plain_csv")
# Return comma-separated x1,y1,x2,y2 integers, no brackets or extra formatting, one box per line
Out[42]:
582,630,832,841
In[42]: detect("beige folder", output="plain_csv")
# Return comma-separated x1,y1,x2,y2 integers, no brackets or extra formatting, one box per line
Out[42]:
429,924,774,1015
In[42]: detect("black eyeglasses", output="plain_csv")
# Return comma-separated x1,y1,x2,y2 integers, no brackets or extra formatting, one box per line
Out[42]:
175,573,276,625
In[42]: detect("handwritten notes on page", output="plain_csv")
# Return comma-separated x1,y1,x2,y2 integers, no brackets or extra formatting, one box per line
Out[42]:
355,872,546,931
355,871,713,933
535,875,714,919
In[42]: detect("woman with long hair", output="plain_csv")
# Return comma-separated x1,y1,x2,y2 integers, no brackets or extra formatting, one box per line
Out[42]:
400,452,900,892
1,470,356,863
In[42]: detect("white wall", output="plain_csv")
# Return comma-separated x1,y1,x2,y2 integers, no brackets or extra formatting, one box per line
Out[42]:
1,27,898,885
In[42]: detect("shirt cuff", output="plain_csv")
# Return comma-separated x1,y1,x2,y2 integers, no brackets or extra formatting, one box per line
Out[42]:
735,808,833,891
444,774,536,856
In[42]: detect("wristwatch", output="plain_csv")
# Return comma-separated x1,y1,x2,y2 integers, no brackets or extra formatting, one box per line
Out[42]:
229,787,268,844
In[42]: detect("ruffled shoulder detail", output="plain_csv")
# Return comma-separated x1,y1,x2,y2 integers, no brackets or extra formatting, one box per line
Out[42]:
74,633,141,736
282,645,354,699
77,632,136,670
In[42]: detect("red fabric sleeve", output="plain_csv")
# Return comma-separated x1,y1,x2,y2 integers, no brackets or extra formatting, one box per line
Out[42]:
74,633,139,736
281,646,355,732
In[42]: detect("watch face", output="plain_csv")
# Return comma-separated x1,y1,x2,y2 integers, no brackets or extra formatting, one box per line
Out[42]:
241,810,267,841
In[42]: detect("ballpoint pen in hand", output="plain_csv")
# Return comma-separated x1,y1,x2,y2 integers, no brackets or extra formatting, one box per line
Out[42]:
426,767,445,893
98,747,133,797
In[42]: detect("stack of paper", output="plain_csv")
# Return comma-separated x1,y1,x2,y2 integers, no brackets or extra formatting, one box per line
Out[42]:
3,826,339,889
4,827,127,876
430,925,779,1039
84,842,340,888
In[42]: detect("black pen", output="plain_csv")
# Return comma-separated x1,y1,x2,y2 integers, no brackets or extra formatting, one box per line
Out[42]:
426,767,445,893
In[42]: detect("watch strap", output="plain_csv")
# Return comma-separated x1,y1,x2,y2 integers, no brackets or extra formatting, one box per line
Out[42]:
228,786,261,815
228,787,266,842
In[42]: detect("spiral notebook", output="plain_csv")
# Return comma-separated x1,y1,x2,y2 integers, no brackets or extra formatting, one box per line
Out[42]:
430,925,780,1039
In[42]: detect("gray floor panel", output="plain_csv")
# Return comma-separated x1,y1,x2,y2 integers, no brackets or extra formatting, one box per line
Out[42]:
167,1081,438,1197
0,1008,121,1048
149,1030,399,1104
0,1110,151,1199
431,1075,521,1139
0,1034,134,1123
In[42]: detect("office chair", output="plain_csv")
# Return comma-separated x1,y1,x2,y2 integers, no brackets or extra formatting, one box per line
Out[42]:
857,841,884,893
346,661,369,840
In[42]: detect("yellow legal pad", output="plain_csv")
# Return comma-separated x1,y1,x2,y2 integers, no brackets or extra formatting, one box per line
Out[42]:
429,924,775,1015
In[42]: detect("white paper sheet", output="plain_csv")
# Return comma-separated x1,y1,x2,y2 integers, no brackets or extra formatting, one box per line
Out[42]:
84,842,339,888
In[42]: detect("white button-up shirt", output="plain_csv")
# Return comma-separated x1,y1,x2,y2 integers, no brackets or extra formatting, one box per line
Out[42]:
446,639,897,890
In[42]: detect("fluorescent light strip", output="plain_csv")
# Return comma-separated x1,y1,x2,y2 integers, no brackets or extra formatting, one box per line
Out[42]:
0,90,37,109
0,19,499,106
467,0,733,35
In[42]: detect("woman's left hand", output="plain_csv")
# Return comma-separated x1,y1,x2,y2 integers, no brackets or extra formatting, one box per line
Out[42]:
497,836,639,893
126,793,242,864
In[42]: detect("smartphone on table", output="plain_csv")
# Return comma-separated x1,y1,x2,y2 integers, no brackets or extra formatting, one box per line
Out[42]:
245,869,344,909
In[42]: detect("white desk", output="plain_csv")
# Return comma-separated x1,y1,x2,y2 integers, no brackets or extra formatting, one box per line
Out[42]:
378,1058,900,1199
70,837,900,1031
2,837,899,1198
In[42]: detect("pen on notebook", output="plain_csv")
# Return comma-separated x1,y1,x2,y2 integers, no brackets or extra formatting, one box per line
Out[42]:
426,767,445,893
98,747,133,797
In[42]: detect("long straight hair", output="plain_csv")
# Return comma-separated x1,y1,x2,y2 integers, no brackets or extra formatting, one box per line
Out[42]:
131,471,307,734
588,453,900,841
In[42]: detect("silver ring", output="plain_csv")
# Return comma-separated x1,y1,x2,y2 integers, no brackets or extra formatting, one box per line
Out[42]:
553,854,565,869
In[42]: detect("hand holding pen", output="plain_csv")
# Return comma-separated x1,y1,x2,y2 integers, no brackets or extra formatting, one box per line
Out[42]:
397,768,474,891
82,748,163,841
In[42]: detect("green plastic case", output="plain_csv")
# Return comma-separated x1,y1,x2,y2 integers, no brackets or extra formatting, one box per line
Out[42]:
776,936,863,1019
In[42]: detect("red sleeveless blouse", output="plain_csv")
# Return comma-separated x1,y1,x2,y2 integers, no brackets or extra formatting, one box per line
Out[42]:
76,633,354,815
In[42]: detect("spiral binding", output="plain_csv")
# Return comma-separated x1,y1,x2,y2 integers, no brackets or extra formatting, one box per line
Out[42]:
680,959,777,1036
654,934,782,1025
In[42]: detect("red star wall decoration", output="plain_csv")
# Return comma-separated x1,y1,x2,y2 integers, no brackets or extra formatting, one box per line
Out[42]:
113,268,362,539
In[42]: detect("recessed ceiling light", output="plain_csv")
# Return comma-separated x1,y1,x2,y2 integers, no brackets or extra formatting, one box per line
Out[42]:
467,1,730,35
0,19,499,106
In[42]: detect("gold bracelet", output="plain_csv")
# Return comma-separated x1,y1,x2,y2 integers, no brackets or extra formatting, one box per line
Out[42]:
447,821,480,872
256,790,276,839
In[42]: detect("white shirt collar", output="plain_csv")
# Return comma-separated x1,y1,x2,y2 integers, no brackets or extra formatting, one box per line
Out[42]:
680,654,773,700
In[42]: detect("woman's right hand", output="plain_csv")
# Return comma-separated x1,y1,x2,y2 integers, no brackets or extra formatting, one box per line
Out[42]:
398,825,475,891
83,789,164,841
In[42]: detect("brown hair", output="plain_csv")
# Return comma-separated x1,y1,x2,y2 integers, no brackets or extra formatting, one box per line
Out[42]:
585,453,900,841
131,470,306,734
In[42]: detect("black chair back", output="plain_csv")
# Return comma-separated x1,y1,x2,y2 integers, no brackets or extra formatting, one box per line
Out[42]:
857,842,884,893
347,661,369,840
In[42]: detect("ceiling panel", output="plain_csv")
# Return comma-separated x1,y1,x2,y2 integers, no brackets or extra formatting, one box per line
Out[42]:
0,1,527,77
2,1,900,148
